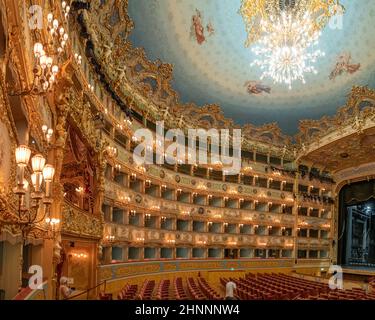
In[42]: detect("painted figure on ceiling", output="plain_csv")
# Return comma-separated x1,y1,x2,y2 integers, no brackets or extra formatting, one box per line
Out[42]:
244,81,271,95
206,21,215,36
191,9,206,45
329,52,361,80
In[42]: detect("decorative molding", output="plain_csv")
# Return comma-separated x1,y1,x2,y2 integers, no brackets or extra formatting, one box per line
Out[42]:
62,201,103,239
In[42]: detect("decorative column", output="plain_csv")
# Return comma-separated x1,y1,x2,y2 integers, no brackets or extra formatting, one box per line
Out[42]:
49,84,72,300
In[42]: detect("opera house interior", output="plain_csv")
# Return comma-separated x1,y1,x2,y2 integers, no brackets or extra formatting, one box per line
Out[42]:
1,0,375,304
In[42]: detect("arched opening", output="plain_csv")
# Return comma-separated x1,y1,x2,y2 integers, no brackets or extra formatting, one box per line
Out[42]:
337,179,375,268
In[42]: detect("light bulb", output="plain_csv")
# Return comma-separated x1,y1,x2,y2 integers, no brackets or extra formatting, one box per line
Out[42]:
53,19,59,29
40,55,47,69
33,42,43,58
46,56,53,68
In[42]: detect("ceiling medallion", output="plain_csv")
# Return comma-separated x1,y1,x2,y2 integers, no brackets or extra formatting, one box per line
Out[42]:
240,0,345,89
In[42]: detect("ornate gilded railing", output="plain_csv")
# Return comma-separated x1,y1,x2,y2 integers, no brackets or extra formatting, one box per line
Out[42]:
62,200,103,239
103,222,296,249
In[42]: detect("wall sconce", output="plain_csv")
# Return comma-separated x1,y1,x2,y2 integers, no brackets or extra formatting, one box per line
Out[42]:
9,9,70,96
44,217,60,239
105,235,115,242
106,146,117,158
74,52,82,65
72,252,88,259
1,145,56,239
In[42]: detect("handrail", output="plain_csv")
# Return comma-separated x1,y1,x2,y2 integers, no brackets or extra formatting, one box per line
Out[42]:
64,280,107,300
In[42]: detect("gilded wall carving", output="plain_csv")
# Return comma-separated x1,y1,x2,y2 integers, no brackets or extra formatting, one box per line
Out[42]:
62,202,103,239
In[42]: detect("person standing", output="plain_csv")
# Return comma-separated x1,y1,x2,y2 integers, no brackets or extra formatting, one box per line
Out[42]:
225,280,237,300
59,277,72,300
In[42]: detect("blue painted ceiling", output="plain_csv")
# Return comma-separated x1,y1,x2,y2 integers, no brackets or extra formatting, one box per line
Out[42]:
128,0,375,135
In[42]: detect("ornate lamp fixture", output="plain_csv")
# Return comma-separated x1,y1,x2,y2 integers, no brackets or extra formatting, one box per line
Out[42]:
9,5,70,96
240,0,344,88
44,217,61,239
251,11,325,89
0,145,56,239
240,0,345,47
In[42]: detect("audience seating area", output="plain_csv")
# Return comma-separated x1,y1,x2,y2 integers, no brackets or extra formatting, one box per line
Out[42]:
114,273,375,300
174,277,188,300
117,284,138,300
155,280,170,300
221,273,375,300
299,287,375,300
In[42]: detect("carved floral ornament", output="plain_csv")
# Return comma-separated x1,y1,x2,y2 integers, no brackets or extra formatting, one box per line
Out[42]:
62,202,102,239
72,0,374,157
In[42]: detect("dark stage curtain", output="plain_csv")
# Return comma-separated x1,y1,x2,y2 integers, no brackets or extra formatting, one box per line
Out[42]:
343,180,375,205
338,180,375,265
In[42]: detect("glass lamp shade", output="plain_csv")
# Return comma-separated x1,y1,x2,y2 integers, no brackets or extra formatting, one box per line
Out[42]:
15,145,31,166
46,56,53,68
40,55,48,70
23,179,29,190
31,172,43,189
43,164,55,181
33,42,43,58
31,154,46,172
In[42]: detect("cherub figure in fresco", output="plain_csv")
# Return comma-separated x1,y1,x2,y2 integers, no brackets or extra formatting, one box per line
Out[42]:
244,81,271,95
191,9,206,45
329,52,361,80
206,21,215,36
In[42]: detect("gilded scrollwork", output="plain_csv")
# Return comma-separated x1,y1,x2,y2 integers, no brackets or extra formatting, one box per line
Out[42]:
62,201,103,239
296,86,375,146
74,0,295,153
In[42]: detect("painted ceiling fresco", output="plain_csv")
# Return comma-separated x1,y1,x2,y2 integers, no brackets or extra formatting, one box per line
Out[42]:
128,0,375,134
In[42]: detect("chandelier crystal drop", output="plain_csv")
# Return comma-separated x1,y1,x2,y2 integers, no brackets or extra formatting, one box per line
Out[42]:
251,11,325,89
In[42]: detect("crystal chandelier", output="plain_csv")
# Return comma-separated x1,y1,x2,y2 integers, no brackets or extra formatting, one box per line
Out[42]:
239,0,345,47
240,0,345,88
251,11,325,89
